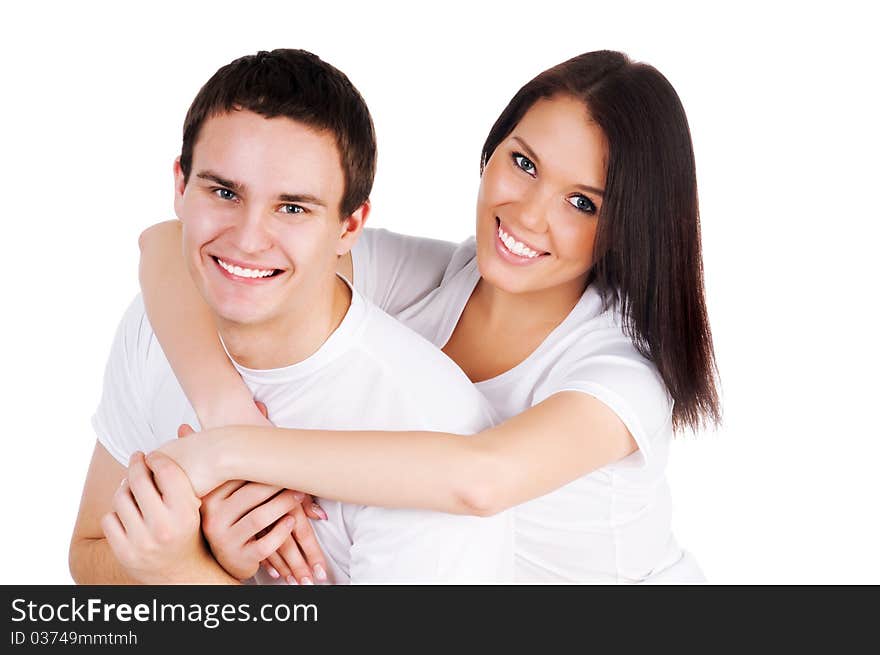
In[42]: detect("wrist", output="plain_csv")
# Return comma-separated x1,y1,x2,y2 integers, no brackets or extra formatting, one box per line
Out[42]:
198,396,265,430
210,426,238,483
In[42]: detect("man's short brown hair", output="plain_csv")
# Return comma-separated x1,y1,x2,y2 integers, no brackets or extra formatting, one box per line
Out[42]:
180,49,376,217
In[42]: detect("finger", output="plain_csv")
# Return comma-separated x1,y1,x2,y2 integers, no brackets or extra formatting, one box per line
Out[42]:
247,515,296,567
100,512,128,555
228,483,290,522
145,451,199,510
232,489,302,543
275,532,313,585
254,400,269,420
112,479,146,542
126,452,165,520
302,496,328,521
204,479,247,503
263,553,289,580
178,423,196,438
101,512,128,566
289,504,328,583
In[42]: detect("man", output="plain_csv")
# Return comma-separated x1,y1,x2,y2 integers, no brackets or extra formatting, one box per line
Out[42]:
68,49,511,584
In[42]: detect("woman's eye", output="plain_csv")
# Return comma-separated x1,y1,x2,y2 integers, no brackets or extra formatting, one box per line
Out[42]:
213,188,236,201
280,204,305,215
567,195,597,214
513,153,536,176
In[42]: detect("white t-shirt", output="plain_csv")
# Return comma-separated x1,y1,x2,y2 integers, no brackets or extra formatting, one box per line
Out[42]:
352,229,688,583
92,285,513,584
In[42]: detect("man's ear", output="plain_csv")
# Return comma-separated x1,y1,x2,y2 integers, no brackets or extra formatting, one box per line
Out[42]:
336,199,370,256
172,157,187,219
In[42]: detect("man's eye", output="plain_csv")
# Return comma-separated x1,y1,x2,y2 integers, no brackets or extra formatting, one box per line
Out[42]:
512,153,536,176
567,194,597,214
280,204,305,214
214,188,236,201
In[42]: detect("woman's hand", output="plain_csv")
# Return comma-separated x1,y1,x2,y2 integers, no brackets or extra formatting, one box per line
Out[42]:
155,424,222,497
260,496,329,584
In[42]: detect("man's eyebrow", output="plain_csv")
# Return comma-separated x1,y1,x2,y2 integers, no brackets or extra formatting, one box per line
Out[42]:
278,193,325,207
195,172,326,206
510,136,605,197
196,171,244,192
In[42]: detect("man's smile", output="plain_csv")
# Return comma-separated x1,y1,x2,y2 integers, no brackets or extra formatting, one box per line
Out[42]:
211,255,285,281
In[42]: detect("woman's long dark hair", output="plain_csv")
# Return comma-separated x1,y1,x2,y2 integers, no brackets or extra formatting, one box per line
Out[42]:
481,50,721,432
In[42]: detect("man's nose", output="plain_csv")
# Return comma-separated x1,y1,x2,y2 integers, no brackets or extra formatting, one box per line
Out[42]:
231,208,273,254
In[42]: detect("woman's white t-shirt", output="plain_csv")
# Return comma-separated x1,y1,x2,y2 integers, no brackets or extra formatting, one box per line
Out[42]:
352,228,689,583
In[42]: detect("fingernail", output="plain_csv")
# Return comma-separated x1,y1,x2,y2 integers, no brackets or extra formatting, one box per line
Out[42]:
286,576,299,586
313,564,327,582
292,492,305,502
301,577,314,585
266,566,279,579
313,504,328,520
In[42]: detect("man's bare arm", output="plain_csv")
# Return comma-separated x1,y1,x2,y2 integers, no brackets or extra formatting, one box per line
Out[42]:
69,440,238,584
69,441,140,584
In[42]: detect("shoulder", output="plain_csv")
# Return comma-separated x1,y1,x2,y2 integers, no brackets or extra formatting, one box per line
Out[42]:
535,290,672,441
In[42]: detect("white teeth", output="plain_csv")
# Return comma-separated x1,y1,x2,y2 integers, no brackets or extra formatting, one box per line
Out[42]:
497,225,541,259
217,258,276,279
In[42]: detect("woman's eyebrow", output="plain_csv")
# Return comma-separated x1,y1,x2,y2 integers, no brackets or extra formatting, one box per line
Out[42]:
511,136,542,165
511,137,605,196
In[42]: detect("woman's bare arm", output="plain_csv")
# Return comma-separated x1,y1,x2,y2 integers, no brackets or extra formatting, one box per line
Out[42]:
161,391,637,516
138,221,265,428
138,220,354,428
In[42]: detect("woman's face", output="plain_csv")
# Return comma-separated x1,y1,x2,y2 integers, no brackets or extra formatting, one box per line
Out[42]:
475,94,608,299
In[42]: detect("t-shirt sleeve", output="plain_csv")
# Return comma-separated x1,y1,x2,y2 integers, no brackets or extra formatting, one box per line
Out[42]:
91,295,161,466
349,228,457,315
532,324,673,471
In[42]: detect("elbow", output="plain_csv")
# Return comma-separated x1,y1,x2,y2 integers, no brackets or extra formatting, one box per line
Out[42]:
68,538,85,584
454,450,516,517
458,485,504,517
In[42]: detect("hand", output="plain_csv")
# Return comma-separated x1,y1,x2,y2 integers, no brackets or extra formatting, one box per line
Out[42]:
156,427,219,496
259,497,329,585
200,480,305,581
101,451,209,584
159,399,270,496
177,402,330,584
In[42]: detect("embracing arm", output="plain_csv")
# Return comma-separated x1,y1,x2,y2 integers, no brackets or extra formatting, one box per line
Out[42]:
138,221,261,428
138,221,355,428
165,391,637,517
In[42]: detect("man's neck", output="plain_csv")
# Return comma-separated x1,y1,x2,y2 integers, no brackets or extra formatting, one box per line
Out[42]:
218,276,352,370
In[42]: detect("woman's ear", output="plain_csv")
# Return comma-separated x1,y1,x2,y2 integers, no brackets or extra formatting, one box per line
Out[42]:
336,199,371,256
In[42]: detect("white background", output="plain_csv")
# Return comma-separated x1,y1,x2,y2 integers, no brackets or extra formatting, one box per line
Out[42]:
1,1,877,584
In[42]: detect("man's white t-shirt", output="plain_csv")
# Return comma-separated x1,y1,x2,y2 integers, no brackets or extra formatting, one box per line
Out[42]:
352,229,691,583
93,284,513,584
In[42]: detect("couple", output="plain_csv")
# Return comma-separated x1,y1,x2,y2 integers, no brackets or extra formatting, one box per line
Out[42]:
69,47,720,585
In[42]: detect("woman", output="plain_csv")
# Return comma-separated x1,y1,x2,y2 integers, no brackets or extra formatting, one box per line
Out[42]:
141,50,720,583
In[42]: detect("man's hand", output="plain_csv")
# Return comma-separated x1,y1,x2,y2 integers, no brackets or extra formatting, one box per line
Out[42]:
199,480,305,581
100,451,212,584
173,403,330,584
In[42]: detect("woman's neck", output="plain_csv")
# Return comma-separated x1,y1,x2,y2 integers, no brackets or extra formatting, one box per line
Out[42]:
470,275,587,334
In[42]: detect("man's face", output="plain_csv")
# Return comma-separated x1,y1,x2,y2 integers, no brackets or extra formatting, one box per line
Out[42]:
174,110,354,330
